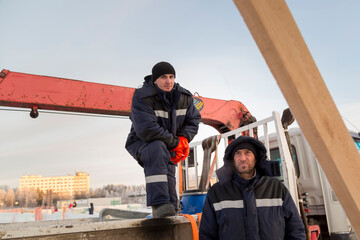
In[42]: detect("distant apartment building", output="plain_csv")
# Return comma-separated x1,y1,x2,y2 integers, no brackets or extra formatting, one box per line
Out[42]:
19,171,90,197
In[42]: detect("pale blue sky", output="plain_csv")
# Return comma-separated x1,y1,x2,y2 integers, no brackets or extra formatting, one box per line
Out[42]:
0,0,359,188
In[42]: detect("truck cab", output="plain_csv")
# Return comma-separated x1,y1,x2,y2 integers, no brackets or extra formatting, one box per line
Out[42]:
268,128,360,239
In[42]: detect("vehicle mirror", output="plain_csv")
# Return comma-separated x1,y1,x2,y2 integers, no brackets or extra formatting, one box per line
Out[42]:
281,108,295,128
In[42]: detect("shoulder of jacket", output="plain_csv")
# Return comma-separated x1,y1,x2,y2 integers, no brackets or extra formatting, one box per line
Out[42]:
258,176,282,187
134,83,157,99
208,182,220,193
263,176,284,186
176,83,193,96
260,176,288,197
208,180,233,195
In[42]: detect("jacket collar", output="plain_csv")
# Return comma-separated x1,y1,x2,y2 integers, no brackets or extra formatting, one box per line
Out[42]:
234,170,259,188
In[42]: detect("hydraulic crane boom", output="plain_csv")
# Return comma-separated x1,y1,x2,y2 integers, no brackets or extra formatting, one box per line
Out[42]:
0,69,255,133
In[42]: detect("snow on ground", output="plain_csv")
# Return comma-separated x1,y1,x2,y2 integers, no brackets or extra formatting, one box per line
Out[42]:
0,204,151,224
0,208,99,223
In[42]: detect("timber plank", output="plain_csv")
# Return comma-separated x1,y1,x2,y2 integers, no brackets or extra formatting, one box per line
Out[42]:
233,0,360,234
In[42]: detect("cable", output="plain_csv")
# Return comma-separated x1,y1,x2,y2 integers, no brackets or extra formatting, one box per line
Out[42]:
219,66,235,100
0,107,129,120
342,115,360,132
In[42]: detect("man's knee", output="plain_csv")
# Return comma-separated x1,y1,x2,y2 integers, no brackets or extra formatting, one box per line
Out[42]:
143,140,169,156
139,140,171,163
146,140,168,150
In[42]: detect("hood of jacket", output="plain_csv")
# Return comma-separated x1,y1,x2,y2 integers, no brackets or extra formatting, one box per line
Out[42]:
216,136,274,183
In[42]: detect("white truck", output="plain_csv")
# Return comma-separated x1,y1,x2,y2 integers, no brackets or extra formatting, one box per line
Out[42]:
268,127,359,240
183,111,360,240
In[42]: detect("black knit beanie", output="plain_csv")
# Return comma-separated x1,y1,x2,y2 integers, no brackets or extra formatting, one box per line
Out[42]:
152,62,176,82
232,142,258,160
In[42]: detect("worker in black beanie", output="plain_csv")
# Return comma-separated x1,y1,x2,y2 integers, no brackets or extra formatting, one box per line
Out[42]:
231,141,258,161
152,61,176,83
200,135,306,239
125,61,201,218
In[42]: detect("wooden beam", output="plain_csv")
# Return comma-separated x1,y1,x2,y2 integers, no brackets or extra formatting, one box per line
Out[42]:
233,0,360,233
0,217,195,239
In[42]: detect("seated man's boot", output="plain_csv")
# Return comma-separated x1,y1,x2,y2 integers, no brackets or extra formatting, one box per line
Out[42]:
151,203,176,218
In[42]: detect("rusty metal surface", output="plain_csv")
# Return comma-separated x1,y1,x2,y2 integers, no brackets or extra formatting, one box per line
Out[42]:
0,69,134,116
196,96,254,132
0,69,255,132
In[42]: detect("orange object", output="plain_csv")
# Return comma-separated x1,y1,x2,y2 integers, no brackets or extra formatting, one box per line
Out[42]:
309,225,320,240
179,163,183,196
0,69,255,133
171,136,189,164
171,148,183,164
179,137,190,160
35,207,42,221
180,214,199,240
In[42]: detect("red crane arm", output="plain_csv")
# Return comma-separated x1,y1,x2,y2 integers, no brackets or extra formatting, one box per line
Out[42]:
0,69,255,132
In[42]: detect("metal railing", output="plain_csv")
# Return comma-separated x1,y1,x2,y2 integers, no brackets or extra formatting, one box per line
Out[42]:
177,111,299,210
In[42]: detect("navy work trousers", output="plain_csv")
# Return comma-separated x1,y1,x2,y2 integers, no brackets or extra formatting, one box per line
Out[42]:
137,140,177,209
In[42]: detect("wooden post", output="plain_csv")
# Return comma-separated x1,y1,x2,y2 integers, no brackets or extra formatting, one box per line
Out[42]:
233,0,360,233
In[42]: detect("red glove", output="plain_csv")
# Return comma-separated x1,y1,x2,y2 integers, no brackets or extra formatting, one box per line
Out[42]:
180,137,190,160
171,148,183,164
170,136,190,164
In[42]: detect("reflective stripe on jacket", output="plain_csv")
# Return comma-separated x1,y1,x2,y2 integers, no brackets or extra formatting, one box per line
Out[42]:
200,174,305,240
199,136,305,240
125,76,201,162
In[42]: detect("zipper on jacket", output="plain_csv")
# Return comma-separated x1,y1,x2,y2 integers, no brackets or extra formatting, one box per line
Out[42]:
221,214,228,239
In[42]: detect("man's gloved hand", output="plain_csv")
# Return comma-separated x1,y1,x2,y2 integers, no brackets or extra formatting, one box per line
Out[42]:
170,149,183,164
180,137,190,160
170,136,190,164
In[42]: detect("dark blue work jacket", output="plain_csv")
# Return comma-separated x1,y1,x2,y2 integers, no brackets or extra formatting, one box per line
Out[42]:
199,136,305,240
125,75,201,164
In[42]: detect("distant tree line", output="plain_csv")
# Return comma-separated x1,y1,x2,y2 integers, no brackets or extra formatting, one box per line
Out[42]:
89,184,146,204
0,184,145,208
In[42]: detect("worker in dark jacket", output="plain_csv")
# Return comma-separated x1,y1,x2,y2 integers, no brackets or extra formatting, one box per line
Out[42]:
125,61,201,218
199,136,305,240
